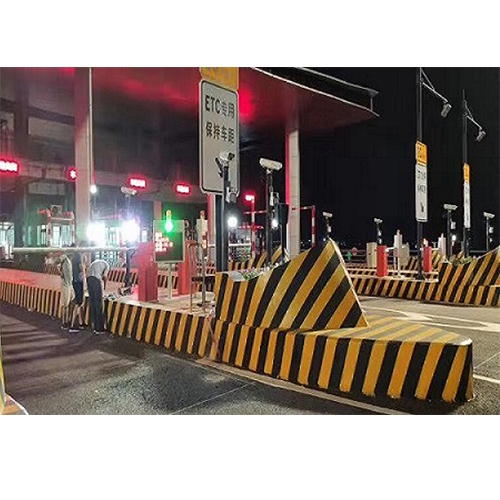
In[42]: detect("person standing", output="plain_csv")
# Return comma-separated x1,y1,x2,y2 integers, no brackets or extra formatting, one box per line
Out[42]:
69,245,86,333
57,252,74,329
86,256,109,334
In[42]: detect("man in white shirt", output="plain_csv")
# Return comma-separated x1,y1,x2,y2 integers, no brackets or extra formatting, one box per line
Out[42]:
87,257,110,334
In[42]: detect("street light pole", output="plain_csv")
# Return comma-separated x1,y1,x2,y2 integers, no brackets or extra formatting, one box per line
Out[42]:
416,68,424,279
462,91,469,257
461,91,486,258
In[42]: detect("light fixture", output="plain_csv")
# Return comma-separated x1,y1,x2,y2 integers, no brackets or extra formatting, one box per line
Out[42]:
90,184,98,195
271,218,279,229
86,221,106,246
227,216,238,229
441,102,452,118
476,129,486,142
121,219,140,243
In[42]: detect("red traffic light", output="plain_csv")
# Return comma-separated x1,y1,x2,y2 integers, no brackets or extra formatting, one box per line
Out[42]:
67,167,78,181
175,182,191,195
128,176,147,189
244,193,255,203
0,159,19,174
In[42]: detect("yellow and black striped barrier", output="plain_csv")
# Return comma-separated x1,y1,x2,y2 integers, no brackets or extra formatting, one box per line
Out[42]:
209,315,473,403
218,241,367,331
229,247,286,271
352,247,500,307
0,241,474,404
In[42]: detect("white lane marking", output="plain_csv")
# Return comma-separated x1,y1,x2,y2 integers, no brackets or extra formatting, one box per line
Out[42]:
197,359,408,415
474,350,500,369
170,382,254,415
473,374,500,385
363,305,500,333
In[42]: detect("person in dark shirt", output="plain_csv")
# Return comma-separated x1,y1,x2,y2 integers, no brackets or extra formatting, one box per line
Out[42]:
69,244,86,333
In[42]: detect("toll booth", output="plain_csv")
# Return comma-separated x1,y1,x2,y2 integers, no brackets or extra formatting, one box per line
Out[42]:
0,221,14,260
26,206,75,247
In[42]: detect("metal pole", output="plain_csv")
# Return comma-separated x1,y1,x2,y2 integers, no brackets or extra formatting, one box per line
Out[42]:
251,199,256,258
486,217,490,252
265,169,273,266
220,163,229,272
416,67,424,279
462,90,469,258
446,210,452,258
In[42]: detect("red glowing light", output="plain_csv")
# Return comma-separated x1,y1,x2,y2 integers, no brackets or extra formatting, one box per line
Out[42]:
244,193,255,203
0,159,19,174
128,176,147,189
68,167,77,181
175,183,191,195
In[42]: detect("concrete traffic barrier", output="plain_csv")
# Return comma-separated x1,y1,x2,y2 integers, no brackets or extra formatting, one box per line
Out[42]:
0,241,474,404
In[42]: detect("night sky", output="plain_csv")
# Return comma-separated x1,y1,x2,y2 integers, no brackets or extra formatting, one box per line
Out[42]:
240,68,499,251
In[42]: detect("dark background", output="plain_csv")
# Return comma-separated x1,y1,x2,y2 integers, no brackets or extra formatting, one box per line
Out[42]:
240,68,499,250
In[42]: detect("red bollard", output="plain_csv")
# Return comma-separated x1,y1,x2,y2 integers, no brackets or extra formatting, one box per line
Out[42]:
377,245,388,277
177,241,191,296
138,242,158,302
423,245,432,273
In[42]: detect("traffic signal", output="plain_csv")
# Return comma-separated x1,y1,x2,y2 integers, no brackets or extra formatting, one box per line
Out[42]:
67,167,77,181
164,210,174,233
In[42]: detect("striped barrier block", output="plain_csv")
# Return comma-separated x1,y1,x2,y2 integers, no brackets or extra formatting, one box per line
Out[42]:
218,241,367,331
209,315,473,403
0,244,474,404
352,247,500,307
229,247,286,271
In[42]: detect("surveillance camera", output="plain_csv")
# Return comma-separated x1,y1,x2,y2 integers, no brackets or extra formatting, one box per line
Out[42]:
444,204,458,211
323,211,333,218
441,102,452,118
374,218,383,224
484,212,495,219
121,187,137,196
220,151,235,162
260,158,283,171
476,129,486,142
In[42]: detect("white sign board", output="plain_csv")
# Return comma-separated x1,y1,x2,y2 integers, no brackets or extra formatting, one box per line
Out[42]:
464,181,471,229
415,162,428,222
199,80,239,195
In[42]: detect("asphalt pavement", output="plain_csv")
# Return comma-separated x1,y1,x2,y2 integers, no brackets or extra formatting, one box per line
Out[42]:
1,298,498,415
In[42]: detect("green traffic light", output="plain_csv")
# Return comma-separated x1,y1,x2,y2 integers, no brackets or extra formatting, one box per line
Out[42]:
165,210,173,233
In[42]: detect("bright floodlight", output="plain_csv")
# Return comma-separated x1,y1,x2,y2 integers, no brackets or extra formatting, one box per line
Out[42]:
227,216,238,229
86,221,106,246
271,218,279,229
444,204,458,211
476,129,486,142
441,102,452,118
121,219,140,243
452,234,457,242
90,184,98,195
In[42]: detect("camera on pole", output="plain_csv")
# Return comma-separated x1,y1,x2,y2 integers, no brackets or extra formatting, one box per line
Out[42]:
215,151,236,271
260,158,282,266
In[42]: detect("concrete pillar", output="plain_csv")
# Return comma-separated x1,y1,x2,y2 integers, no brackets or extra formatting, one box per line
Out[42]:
74,68,94,242
207,194,216,263
286,126,300,258
153,200,163,220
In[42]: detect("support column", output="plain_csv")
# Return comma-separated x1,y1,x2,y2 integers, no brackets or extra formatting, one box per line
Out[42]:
286,126,300,258
207,194,216,263
153,200,162,220
74,68,94,242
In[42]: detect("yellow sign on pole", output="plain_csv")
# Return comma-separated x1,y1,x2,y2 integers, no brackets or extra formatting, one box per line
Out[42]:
464,163,470,182
416,141,427,166
200,67,239,91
